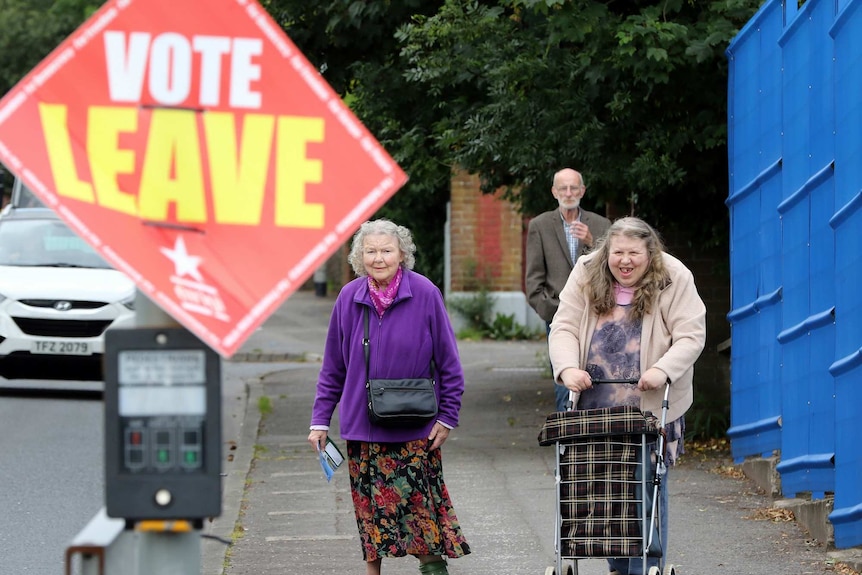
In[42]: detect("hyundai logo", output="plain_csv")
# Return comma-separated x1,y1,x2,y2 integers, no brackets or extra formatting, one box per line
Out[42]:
53,301,73,311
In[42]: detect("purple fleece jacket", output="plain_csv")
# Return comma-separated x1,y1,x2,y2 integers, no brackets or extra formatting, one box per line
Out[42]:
309,268,465,442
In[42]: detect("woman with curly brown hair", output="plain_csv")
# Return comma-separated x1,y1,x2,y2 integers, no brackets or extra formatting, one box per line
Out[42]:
549,216,706,575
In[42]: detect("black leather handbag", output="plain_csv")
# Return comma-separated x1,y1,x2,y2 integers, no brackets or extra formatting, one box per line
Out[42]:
363,308,438,427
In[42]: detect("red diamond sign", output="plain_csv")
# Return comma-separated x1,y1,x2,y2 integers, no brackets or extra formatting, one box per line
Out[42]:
0,0,408,357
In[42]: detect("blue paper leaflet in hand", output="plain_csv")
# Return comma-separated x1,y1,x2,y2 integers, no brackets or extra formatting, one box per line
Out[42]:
317,438,344,482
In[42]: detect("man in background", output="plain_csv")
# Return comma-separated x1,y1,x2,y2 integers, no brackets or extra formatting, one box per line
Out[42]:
525,167,611,411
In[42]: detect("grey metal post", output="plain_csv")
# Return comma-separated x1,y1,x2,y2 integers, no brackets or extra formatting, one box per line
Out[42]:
134,290,181,328
68,291,211,574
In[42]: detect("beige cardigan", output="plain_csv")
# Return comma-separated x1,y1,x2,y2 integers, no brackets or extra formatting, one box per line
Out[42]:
548,251,707,423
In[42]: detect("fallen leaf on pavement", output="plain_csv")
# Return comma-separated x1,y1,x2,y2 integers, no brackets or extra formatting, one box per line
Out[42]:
746,507,795,522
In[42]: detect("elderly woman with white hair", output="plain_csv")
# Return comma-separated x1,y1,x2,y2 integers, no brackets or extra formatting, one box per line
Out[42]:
308,219,470,575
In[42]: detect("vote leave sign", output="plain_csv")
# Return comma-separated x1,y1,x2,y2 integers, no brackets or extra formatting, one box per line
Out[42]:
0,0,408,357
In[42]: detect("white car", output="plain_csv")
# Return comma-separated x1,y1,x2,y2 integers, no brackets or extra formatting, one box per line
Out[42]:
0,205,136,380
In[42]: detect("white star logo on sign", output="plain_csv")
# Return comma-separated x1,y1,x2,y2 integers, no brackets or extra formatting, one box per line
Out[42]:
160,237,204,282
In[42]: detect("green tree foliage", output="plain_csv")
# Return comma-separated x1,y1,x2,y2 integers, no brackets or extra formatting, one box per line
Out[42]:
268,0,762,283
0,0,102,205
394,0,764,248
0,0,102,96
264,0,451,284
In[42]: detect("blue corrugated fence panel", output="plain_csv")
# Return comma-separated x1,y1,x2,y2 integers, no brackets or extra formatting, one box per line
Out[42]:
775,158,837,498
758,1,785,167
831,195,862,358
803,171,837,499
831,5,862,207
807,315,836,476
727,0,785,190
727,288,783,462
829,194,862,548
809,172,836,313
727,0,785,326
775,330,808,477
779,11,811,197
728,189,761,307
828,0,862,549
778,197,809,328
727,26,760,190
729,0,862,548
727,162,782,309
808,1,837,168
776,309,836,498
829,361,862,548
775,182,808,487
727,306,762,452
756,175,783,296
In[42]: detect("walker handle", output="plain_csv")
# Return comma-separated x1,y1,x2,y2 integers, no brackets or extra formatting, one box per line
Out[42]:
564,378,642,411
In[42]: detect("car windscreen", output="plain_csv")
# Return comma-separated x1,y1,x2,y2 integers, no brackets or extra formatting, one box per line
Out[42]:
11,179,46,208
0,218,111,269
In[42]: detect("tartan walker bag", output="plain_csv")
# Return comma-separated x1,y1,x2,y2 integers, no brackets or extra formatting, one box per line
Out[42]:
363,308,438,427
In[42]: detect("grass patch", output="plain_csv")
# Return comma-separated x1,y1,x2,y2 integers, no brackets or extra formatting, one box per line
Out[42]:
258,395,273,416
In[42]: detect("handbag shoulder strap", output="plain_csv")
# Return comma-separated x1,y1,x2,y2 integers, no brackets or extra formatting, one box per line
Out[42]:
362,306,436,381
363,307,370,384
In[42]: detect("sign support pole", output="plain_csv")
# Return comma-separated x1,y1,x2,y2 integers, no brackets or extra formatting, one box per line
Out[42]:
134,290,181,328
70,290,214,574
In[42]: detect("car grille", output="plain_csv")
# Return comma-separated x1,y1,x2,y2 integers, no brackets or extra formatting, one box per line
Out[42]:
18,299,107,310
12,317,113,337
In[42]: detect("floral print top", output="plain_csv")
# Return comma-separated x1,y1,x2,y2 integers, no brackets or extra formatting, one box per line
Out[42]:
579,304,643,409
577,303,685,466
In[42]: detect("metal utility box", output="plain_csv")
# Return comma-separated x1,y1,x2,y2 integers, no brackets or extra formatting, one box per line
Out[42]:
103,327,221,521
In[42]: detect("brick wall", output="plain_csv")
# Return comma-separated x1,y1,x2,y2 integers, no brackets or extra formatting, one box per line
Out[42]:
449,168,524,292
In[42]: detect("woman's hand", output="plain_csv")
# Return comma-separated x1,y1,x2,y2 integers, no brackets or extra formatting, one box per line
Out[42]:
308,429,328,451
559,367,592,393
638,367,669,391
428,422,450,451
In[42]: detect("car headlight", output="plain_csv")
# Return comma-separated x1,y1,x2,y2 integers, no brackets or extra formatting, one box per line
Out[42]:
120,292,135,310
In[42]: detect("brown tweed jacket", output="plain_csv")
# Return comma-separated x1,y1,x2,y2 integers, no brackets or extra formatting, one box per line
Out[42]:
525,208,611,324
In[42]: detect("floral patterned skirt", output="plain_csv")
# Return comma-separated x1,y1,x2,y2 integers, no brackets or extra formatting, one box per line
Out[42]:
347,439,471,562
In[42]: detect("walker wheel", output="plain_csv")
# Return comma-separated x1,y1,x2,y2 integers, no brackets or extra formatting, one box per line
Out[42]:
663,564,677,575
647,567,660,575
543,564,574,575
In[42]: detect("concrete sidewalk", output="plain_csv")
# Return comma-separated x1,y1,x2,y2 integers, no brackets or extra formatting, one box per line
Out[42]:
205,290,860,575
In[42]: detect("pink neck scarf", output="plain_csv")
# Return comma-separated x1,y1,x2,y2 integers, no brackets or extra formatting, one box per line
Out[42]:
368,266,403,317
614,282,635,305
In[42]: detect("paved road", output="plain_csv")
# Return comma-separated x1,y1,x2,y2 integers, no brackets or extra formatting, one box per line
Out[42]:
0,393,103,575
